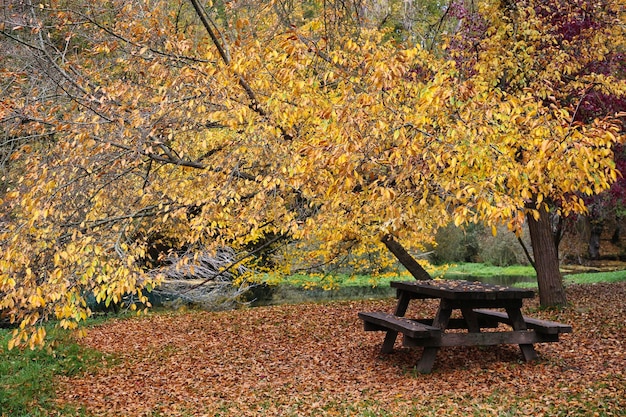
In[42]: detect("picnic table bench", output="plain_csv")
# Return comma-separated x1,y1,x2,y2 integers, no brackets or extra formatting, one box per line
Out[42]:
359,280,572,373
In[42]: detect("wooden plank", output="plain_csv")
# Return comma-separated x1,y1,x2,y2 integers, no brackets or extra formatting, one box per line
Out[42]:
411,300,454,373
393,299,525,310
403,330,559,348
415,347,439,374
461,307,481,333
358,312,441,339
445,299,523,309
474,309,573,334
394,292,412,316
415,318,499,329
363,322,392,332
433,301,453,330
395,290,432,301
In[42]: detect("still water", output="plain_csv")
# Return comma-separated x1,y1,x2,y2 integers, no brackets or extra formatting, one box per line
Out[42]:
451,275,537,286
250,275,537,306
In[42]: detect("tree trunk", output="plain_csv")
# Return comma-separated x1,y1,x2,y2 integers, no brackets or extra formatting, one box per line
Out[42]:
588,219,603,260
526,205,567,308
610,224,620,245
381,234,432,280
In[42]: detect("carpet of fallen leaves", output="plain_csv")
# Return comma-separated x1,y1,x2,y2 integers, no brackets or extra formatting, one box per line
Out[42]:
56,282,626,416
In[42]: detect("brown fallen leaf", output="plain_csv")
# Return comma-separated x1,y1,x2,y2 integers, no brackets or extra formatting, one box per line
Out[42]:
55,282,626,416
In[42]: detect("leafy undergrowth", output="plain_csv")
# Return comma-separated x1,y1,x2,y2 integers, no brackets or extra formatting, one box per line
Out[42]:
56,283,626,416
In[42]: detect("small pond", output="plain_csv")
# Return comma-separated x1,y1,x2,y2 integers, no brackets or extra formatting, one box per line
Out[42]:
249,275,537,306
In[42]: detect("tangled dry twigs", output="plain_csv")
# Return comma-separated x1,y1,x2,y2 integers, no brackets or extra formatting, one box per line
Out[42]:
153,247,257,310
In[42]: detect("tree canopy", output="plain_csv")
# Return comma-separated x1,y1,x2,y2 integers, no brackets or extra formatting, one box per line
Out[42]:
1,0,625,347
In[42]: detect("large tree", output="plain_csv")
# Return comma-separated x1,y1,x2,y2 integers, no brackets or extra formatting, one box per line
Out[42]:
1,0,624,347
436,0,626,305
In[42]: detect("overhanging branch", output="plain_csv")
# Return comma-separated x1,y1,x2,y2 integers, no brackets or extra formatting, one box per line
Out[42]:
187,0,293,140
381,234,432,281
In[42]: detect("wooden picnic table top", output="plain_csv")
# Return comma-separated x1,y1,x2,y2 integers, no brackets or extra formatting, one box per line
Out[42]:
390,280,535,301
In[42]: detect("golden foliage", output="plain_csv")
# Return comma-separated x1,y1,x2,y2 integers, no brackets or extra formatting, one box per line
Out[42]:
1,0,625,346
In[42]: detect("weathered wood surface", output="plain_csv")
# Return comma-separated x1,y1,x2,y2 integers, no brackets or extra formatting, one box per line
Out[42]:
414,318,499,329
359,312,440,339
473,309,573,334
391,280,535,301
403,330,560,348
380,291,413,353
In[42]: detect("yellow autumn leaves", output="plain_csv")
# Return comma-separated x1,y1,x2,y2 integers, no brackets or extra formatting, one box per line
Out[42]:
1,0,625,346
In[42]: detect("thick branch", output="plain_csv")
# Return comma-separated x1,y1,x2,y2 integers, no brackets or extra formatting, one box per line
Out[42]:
93,136,207,169
188,0,231,64
381,234,432,281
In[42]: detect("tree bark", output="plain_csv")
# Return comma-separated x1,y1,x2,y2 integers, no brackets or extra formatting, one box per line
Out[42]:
381,234,432,280
526,205,567,308
588,218,603,260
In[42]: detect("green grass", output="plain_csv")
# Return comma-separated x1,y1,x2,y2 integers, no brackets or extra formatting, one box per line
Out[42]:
267,263,536,289
442,263,536,279
0,326,104,417
482,268,626,289
563,269,626,285
444,263,626,286
274,263,626,289
268,273,398,289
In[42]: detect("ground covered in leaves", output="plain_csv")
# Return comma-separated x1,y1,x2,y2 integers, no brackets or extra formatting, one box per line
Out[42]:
57,282,626,416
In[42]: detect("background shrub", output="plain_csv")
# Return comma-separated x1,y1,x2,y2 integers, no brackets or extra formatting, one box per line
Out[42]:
477,225,532,266
429,223,482,264
430,223,532,266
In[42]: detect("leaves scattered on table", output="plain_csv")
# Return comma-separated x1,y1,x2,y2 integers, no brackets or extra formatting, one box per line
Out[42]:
421,279,513,292
56,283,626,416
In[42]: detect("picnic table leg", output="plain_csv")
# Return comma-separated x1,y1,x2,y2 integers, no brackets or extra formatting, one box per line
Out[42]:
415,300,452,373
415,347,439,373
505,307,538,361
381,292,411,353
461,308,481,333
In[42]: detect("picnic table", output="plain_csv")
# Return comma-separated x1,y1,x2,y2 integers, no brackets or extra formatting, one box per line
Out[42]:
359,280,572,373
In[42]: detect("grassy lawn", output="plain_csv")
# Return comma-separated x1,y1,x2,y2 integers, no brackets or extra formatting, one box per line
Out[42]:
562,269,626,284
442,263,536,279
262,263,530,289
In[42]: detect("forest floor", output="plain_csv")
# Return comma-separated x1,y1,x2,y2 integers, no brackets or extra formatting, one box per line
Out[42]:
56,282,626,417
